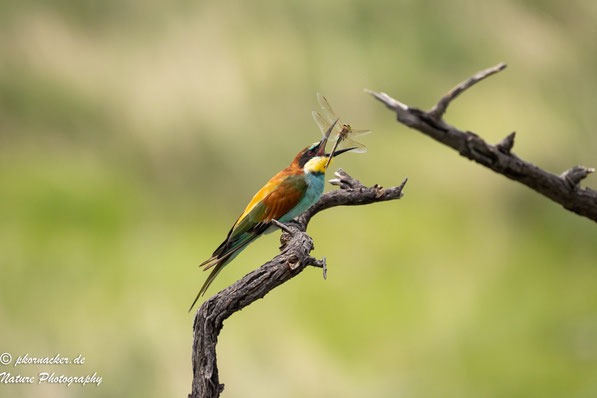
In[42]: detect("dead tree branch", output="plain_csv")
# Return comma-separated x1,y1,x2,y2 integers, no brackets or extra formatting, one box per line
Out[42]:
366,63,597,223
189,169,407,398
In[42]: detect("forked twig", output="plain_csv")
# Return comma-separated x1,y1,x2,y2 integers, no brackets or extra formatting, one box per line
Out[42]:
367,63,597,222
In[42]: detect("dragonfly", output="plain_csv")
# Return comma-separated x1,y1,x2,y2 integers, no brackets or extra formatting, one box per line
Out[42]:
312,93,372,168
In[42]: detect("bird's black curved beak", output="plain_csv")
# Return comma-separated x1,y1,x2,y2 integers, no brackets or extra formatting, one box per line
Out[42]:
325,147,356,158
316,119,338,156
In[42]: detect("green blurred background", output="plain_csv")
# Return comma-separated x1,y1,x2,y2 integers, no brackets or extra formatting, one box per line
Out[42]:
1,0,596,397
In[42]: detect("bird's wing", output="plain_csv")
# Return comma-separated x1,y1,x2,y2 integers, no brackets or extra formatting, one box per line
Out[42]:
200,172,307,268
198,175,283,269
232,172,285,231
191,174,308,309
220,173,307,253
261,174,308,221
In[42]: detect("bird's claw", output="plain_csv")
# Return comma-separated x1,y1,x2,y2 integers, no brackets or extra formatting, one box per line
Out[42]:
271,219,292,234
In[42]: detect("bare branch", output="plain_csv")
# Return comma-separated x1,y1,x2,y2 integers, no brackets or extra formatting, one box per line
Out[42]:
299,169,406,226
367,64,597,223
189,171,407,398
429,62,507,119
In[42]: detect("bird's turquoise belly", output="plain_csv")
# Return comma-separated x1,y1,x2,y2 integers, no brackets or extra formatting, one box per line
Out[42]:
278,172,325,223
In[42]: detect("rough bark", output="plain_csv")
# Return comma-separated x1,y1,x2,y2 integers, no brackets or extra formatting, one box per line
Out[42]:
366,63,597,223
189,169,407,398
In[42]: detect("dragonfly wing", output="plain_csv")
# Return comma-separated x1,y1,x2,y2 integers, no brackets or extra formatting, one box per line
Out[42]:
316,93,336,121
312,111,329,136
349,129,373,138
316,93,344,129
339,138,367,153
312,110,342,140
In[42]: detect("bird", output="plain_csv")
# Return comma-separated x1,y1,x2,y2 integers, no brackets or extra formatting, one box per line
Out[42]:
189,120,354,311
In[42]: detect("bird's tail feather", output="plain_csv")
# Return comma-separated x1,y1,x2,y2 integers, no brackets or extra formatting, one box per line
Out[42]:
198,255,217,268
189,233,261,312
198,231,256,270
202,250,234,271
188,259,227,312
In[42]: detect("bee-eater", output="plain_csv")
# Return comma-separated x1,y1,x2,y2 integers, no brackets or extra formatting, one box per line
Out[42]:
189,121,353,310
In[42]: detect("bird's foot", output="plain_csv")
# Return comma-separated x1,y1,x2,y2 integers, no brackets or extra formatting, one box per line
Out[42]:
271,219,293,234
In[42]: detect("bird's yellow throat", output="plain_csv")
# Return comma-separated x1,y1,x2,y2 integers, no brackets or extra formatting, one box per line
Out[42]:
304,156,331,174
